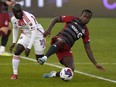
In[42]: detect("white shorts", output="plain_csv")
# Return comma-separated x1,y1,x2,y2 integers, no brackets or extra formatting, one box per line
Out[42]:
17,34,46,55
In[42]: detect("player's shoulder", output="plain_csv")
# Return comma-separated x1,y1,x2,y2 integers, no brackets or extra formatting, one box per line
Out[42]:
23,11,35,22
23,11,30,15
61,15,78,19
11,15,17,22
23,11,34,17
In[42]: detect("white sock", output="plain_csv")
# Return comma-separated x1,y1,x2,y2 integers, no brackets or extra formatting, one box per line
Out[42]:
0,46,5,52
12,55,20,75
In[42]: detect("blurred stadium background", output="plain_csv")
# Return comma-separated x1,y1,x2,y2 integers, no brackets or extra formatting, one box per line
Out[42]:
14,0,116,17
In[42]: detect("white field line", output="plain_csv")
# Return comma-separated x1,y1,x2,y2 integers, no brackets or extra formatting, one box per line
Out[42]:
75,63,116,65
47,63,116,65
19,56,116,84
0,63,38,65
2,52,116,83
1,62,116,65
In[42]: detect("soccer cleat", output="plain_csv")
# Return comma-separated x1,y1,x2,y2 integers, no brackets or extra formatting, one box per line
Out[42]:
43,71,57,78
38,56,47,65
11,74,18,80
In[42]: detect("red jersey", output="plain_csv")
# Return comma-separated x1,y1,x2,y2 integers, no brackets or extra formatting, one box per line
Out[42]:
55,16,90,47
0,0,10,27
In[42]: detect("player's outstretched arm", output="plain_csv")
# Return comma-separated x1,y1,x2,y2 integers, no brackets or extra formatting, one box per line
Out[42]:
95,64,105,71
84,42,105,71
44,16,61,37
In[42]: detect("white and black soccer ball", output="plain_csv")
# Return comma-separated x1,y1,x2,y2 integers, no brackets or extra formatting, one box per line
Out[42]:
60,67,74,81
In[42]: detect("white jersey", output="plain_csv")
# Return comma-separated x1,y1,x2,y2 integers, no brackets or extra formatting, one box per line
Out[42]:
11,11,44,49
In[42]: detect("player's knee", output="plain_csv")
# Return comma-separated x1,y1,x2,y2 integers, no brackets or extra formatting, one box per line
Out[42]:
14,47,24,55
36,55,44,63
14,50,21,55
14,44,25,55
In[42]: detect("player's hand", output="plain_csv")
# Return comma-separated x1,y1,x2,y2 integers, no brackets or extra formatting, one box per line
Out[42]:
43,30,51,37
9,43,15,52
95,64,105,71
6,0,16,6
25,48,30,57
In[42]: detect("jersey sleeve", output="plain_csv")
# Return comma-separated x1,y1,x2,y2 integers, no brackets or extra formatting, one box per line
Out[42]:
82,26,90,43
26,15,38,49
11,16,19,43
60,16,77,22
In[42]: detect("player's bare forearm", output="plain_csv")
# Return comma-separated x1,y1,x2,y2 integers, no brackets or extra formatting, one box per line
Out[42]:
84,42,97,65
84,42,105,71
44,17,60,37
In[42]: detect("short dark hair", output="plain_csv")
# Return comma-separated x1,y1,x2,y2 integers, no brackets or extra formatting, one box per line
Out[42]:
12,4,22,12
82,9,92,16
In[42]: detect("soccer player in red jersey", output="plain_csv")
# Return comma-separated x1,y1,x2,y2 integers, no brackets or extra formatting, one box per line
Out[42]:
0,0,15,52
38,9,105,78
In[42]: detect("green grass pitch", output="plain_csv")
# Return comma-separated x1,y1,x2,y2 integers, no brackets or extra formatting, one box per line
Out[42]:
0,18,116,87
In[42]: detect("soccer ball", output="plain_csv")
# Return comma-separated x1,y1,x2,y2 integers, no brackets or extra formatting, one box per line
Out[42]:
60,67,74,81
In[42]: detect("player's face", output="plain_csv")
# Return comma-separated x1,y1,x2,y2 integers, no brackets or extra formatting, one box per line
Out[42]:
13,10,23,19
80,12,92,24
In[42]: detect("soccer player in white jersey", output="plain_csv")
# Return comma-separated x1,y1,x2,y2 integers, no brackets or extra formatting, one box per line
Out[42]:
9,4,46,80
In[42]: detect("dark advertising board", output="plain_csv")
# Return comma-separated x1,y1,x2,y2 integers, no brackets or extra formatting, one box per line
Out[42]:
16,0,116,17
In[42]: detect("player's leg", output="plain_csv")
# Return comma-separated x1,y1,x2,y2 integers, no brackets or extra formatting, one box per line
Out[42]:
0,27,9,52
11,34,29,79
42,56,74,78
0,13,10,52
0,27,8,52
38,38,65,65
1,25,11,52
54,56,74,78
11,44,25,80
45,38,65,57
43,43,73,78
0,27,8,36
0,27,8,34
33,37,46,63
61,56,75,71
